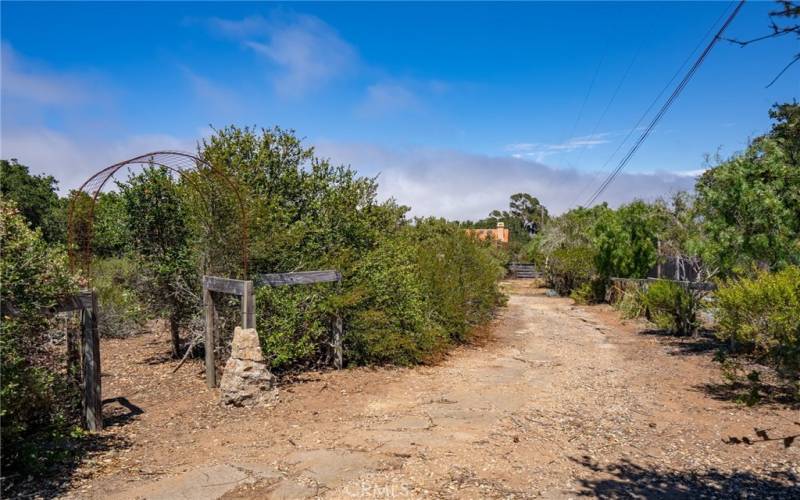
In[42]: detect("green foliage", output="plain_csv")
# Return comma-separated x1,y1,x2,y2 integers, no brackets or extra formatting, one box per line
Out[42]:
198,125,406,276
536,205,609,295
613,286,648,319
0,200,78,474
594,200,660,280
1,159,65,243
641,280,700,336
93,192,131,258
202,127,505,368
547,246,596,296
256,284,331,370
92,257,146,337
345,234,444,365
570,279,606,305
413,218,506,342
119,166,197,355
695,105,800,274
715,266,800,377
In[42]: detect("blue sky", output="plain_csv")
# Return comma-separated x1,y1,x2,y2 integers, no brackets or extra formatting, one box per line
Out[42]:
1,1,797,218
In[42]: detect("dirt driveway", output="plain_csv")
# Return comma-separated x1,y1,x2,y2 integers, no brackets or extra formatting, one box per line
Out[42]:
62,281,798,499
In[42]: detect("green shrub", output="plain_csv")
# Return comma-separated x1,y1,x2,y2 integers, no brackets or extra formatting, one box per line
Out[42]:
546,245,595,295
345,234,445,365
93,257,146,337
570,279,607,305
414,219,505,342
614,286,648,319
0,200,78,474
641,280,701,335
715,266,800,376
256,283,333,370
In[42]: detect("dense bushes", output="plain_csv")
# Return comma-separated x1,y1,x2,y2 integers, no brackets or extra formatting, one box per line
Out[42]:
641,281,700,336
0,200,78,473
257,219,505,370
715,266,800,376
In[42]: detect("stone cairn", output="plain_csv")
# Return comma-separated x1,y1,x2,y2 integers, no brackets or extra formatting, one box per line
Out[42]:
219,327,275,406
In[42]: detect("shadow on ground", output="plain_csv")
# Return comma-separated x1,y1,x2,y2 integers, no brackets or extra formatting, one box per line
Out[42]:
571,455,800,499
2,432,131,499
103,396,144,427
639,328,720,356
696,380,800,409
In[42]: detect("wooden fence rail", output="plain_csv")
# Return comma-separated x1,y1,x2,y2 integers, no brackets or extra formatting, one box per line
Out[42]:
610,277,717,291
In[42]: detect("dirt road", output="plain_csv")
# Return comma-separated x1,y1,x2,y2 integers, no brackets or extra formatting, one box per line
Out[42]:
63,281,798,499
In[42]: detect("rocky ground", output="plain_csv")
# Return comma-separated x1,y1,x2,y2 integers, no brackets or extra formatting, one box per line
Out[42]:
31,281,800,498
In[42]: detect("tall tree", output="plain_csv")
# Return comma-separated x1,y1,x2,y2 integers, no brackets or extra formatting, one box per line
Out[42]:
695,103,800,274
0,159,65,243
119,166,196,357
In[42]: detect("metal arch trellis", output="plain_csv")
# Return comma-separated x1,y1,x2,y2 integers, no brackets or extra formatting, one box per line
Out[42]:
67,151,249,282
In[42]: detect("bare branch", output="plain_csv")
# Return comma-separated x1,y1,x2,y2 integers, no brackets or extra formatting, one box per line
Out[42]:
766,53,800,88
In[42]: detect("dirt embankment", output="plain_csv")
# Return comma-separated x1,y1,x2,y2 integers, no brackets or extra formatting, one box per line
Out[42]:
50,281,799,499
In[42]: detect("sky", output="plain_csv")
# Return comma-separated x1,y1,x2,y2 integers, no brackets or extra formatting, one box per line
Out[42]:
1,1,797,219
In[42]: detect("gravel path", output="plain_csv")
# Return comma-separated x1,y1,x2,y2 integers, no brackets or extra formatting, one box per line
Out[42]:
61,281,798,499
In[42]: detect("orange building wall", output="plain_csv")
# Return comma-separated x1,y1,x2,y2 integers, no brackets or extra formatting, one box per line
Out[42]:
465,223,509,244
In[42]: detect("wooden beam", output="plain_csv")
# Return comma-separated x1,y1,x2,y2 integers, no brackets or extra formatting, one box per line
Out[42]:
255,270,342,287
242,280,255,329
332,314,343,370
203,286,216,388
203,275,248,295
81,291,102,431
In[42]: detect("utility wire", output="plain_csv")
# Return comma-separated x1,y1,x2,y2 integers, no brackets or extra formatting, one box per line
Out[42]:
561,51,606,162
584,0,745,207
569,48,640,206
573,1,735,209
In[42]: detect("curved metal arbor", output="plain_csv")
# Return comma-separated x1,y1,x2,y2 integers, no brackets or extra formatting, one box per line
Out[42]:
67,151,248,281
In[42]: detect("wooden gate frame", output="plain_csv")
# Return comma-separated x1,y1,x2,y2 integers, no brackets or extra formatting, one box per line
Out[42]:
254,270,344,370
202,276,255,388
202,270,344,388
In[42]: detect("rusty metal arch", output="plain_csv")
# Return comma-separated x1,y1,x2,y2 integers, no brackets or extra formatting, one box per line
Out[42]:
67,151,249,282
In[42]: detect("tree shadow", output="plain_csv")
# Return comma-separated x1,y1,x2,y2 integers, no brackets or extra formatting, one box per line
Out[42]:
639,328,720,356
696,380,800,409
2,432,131,499
102,396,144,427
570,455,799,499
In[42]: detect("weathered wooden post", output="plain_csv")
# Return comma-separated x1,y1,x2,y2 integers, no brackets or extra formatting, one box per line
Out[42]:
80,290,102,431
242,280,255,329
332,314,343,370
204,284,216,388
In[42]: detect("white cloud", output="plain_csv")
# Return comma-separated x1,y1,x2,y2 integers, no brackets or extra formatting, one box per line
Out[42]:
0,43,91,107
357,83,420,116
0,127,195,193
180,66,241,113
315,141,698,220
210,14,357,97
507,133,612,162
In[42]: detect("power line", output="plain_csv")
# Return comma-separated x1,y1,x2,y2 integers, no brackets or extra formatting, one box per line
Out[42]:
560,51,606,162
583,0,745,207
572,0,735,209
569,48,640,206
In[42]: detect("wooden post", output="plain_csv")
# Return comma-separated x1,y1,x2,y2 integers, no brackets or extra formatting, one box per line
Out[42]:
66,321,81,391
80,291,102,431
242,280,255,329
333,314,343,370
204,286,216,388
